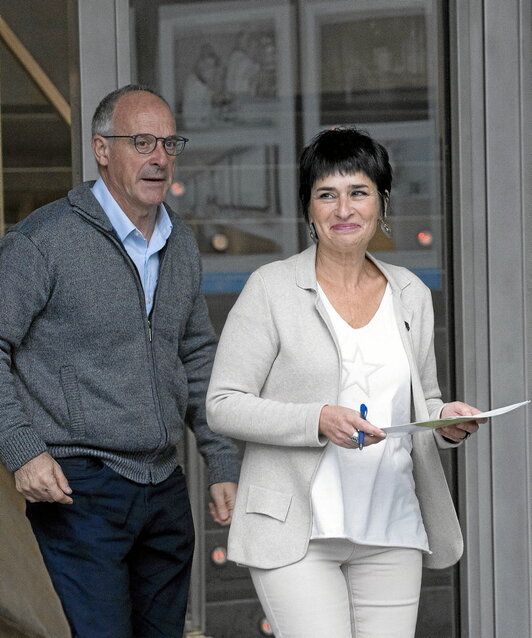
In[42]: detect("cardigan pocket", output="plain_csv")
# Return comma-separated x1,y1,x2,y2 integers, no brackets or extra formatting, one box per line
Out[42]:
246,484,292,522
60,365,86,438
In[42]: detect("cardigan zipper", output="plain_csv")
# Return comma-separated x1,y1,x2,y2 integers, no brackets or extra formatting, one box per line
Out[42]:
73,210,169,456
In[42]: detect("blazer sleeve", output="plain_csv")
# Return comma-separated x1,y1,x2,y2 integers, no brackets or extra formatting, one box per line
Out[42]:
206,270,325,448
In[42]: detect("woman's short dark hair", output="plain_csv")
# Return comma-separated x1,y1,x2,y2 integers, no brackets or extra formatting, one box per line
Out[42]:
298,127,392,221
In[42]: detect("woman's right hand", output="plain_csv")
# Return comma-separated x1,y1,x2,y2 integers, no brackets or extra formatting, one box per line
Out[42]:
318,405,386,449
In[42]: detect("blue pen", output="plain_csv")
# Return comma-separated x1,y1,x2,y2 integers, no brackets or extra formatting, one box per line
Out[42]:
359,404,368,451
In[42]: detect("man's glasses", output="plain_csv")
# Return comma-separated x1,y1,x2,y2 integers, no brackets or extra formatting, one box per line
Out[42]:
101,134,189,156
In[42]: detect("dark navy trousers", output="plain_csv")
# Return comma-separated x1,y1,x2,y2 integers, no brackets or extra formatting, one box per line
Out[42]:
26,457,195,638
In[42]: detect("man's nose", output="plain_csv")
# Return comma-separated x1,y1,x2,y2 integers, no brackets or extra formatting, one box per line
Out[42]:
149,139,170,164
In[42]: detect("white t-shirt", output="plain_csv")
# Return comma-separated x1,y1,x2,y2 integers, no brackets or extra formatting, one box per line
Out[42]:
311,284,429,552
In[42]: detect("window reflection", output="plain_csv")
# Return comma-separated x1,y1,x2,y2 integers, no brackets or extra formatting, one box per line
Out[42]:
319,14,428,123
301,1,442,281
149,0,444,290
158,1,298,272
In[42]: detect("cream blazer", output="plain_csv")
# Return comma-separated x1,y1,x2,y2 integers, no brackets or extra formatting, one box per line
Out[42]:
207,246,462,570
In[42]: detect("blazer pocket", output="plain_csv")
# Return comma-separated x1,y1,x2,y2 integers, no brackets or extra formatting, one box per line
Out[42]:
246,484,292,522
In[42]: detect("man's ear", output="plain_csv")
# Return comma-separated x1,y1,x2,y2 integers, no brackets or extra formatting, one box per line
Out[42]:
92,135,110,167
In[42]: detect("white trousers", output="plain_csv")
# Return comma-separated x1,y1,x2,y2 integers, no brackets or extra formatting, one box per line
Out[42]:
249,539,423,638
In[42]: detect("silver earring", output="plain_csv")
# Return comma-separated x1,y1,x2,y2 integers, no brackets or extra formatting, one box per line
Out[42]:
309,222,318,243
380,201,392,238
380,217,392,239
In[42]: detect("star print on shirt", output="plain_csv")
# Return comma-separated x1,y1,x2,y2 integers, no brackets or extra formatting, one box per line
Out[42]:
341,345,384,396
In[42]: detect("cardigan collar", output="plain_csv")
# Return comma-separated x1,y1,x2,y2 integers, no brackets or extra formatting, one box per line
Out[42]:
68,180,115,233
67,180,179,240
294,244,413,295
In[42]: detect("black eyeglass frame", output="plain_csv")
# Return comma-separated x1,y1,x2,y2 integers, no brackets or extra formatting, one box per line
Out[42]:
101,134,189,156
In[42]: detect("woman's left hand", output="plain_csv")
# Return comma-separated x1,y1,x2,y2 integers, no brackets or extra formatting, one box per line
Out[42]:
436,401,487,442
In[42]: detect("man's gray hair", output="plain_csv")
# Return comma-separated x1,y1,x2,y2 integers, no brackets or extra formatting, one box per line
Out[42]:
91,84,172,137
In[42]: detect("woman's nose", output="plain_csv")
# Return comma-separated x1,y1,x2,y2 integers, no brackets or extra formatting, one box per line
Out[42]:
335,195,352,218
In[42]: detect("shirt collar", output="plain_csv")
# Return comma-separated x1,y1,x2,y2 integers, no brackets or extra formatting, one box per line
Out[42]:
91,177,173,243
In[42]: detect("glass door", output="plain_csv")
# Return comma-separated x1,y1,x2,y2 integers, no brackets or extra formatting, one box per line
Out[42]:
131,1,456,635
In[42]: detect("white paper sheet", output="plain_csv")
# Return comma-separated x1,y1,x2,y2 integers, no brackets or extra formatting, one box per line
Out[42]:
383,400,530,436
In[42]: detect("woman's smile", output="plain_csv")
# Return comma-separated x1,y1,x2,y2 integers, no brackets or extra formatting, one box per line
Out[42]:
330,222,362,231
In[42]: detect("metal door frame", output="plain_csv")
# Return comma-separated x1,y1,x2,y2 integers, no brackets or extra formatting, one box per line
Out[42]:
450,1,531,636
70,0,131,183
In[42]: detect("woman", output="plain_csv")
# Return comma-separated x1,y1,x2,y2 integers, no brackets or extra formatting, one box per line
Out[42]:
206,127,484,638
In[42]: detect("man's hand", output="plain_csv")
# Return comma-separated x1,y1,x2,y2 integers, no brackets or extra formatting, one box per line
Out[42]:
208,481,237,526
14,452,73,504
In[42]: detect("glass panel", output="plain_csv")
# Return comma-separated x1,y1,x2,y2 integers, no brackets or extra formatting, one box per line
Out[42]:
301,1,443,279
0,0,72,235
156,0,299,293
132,1,456,636
299,0,453,400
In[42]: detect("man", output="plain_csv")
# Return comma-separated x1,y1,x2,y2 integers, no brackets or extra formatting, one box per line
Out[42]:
0,85,239,638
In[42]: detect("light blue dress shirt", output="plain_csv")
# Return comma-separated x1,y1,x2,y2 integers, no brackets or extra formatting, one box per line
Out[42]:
91,177,173,315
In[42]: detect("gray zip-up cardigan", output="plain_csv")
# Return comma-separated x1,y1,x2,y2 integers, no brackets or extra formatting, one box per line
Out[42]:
0,182,239,486
207,245,462,569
